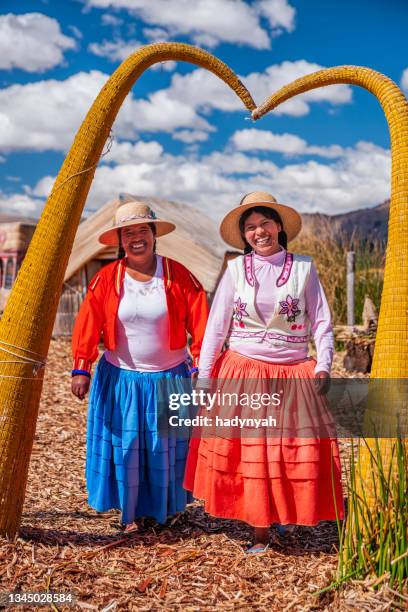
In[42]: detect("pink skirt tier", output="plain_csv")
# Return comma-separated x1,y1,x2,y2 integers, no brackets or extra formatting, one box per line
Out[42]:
184,349,344,527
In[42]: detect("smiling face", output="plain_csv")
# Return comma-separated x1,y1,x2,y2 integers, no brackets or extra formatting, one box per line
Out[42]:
120,223,155,258
243,211,282,256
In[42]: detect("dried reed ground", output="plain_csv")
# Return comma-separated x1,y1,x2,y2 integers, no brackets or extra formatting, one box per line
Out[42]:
0,339,403,611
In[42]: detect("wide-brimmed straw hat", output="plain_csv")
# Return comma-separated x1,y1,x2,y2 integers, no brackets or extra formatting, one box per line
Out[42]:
219,191,302,250
98,196,176,246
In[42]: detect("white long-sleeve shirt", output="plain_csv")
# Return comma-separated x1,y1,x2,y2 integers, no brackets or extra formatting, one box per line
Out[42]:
105,256,187,371
198,249,333,378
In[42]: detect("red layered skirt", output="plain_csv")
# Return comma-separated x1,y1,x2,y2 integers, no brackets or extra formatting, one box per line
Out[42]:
184,350,344,527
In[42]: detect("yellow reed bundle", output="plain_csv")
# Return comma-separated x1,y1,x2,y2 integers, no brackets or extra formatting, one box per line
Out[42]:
253,66,408,505
0,42,255,537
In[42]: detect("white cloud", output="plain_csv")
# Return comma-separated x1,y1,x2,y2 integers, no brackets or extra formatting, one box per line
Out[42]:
401,68,408,92
88,38,142,62
68,25,82,39
101,14,123,26
0,191,45,217
0,13,77,73
0,70,215,153
257,0,296,32
29,175,55,199
158,69,244,112
84,0,296,49
83,159,239,216
204,151,279,175
0,71,109,152
172,130,210,143
142,27,170,41
265,142,390,213
152,61,352,118
150,60,177,72
103,140,164,164
232,129,307,155
0,54,354,155
244,60,352,115
124,89,214,133
231,128,345,158
89,37,177,71
21,139,389,223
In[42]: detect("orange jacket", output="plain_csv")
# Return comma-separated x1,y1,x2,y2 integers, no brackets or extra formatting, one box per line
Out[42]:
72,257,209,374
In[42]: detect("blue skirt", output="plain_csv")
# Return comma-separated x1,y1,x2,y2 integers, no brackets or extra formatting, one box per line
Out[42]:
86,355,193,524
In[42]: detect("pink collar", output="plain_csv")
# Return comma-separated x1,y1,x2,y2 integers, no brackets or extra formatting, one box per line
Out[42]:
244,250,293,287
253,247,286,266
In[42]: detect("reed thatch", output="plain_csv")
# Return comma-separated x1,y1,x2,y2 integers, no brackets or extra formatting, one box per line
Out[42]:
0,219,37,311
0,222,36,253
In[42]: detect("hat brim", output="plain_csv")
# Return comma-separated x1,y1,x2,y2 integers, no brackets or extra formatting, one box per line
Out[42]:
98,219,176,246
220,200,302,249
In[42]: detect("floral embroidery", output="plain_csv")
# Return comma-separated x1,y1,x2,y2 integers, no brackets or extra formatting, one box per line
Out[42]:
279,294,301,323
229,329,309,343
233,297,249,328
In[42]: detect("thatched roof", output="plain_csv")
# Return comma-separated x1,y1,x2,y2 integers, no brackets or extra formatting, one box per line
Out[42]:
0,217,36,252
65,195,228,292
0,213,37,224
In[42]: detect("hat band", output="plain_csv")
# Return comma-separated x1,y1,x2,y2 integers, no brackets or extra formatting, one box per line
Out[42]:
119,212,157,222
240,200,277,207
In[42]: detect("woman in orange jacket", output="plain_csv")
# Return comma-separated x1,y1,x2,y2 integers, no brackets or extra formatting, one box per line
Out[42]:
71,197,208,528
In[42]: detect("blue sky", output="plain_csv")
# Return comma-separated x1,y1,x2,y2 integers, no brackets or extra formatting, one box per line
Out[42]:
0,0,406,221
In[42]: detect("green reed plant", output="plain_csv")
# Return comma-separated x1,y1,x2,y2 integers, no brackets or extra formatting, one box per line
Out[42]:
320,436,408,595
292,224,384,324
292,221,348,324
354,242,384,324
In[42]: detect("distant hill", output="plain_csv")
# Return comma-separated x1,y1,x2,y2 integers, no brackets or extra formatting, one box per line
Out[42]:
300,200,389,244
0,198,391,249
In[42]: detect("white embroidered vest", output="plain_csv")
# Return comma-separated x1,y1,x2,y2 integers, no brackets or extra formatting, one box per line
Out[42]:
227,251,312,348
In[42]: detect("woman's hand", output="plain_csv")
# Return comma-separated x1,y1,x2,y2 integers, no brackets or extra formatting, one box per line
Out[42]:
71,375,90,400
314,371,330,395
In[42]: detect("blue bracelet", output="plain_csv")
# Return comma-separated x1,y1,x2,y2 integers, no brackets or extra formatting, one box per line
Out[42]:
72,369,91,378
189,367,199,375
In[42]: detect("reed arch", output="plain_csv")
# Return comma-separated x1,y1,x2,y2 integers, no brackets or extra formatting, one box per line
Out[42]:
0,43,256,537
253,66,408,503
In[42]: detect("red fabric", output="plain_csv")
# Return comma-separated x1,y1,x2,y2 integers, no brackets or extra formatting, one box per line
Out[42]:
72,257,209,373
184,349,344,527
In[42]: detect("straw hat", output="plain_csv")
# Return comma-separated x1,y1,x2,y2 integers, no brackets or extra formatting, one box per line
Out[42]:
98,196,175,246
219,191,302,250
